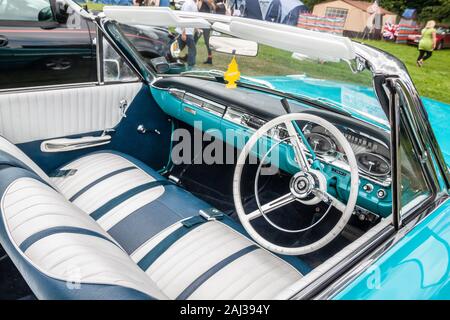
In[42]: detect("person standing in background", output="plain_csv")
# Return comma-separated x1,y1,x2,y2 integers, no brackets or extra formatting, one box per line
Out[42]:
133,0,161,5
417,20,437,67
177,0,199,68
147,0,160,5
198,0,216,64
214,0,227,15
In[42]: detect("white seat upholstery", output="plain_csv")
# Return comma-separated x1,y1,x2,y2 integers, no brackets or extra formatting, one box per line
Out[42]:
132,220,303,299
1,177,167,300
0,136,307,300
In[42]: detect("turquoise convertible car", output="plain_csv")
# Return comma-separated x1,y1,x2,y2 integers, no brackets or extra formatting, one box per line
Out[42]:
0,1,448,300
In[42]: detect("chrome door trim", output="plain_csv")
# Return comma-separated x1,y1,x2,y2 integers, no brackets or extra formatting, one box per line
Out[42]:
99,19,149,83
96,23,104,85
388,79,402,229
0,82,100,95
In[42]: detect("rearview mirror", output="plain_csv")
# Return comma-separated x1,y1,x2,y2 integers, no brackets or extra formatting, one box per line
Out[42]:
209,36,258,57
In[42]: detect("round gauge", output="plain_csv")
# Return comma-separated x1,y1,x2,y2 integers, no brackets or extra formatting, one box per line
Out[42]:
356,152,391,177
306,133,336,156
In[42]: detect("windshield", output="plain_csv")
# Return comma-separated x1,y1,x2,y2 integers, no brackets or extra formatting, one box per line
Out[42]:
120,22,387,127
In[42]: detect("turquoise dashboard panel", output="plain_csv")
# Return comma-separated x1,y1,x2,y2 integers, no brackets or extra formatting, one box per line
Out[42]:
151,86,392,218
334,199,450,300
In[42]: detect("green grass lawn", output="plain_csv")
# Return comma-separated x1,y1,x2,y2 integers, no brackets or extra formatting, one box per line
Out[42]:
193,38,374,87
360,40,450,104
192,38,450,103
84,1,105,11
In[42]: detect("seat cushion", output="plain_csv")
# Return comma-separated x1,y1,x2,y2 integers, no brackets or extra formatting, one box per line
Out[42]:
131,218,304,300
0,166,167,300
51,151,308,299
0,138,308,300
52,151,212,254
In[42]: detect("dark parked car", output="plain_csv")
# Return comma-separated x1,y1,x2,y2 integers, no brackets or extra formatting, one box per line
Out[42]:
407,26,450,50
0,0,180,90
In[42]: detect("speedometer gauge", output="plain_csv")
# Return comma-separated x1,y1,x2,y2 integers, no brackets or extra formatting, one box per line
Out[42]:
356,153,391,177
306,133,336,156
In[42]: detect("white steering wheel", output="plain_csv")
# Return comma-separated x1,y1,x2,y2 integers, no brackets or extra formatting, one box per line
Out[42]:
233,113,359,255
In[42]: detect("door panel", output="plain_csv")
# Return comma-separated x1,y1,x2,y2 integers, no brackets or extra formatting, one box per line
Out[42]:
10,84,173,174
0,82,142,144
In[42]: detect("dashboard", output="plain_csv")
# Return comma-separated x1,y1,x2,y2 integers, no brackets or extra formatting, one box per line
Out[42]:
223,107,392,185
151,76,392,219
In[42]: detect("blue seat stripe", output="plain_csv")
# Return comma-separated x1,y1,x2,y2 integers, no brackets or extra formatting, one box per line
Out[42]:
137,219,205,271
69,166,136,202
0,150,33,173
90,180,173,221
176,245,259,300
19,226,118,252
0,150,55,190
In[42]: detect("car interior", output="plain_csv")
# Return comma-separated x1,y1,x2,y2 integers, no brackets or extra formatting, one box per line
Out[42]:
0,8,432,300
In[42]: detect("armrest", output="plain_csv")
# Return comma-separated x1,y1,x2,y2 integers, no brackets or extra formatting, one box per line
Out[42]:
40,135,111,153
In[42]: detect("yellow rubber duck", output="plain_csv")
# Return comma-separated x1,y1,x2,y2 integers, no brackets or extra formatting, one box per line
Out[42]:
224,55,240,89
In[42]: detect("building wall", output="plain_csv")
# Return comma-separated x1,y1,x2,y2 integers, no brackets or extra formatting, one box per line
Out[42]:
312,0,397,33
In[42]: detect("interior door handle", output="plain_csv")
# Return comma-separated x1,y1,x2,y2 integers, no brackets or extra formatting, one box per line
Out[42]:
0,36,8,47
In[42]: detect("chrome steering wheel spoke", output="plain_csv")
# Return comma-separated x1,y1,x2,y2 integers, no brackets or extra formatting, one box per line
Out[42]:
312,189,346,213
284,120,310,172
247,192,296,221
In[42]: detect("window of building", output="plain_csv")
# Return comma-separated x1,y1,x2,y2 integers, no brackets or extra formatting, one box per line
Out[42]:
325,7,349,21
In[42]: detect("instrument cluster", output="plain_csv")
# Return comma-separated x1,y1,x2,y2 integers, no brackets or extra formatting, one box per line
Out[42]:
303,123,391,184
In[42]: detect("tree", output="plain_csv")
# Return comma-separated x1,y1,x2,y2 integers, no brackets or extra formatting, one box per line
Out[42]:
419,0,450,22
302,0,327,10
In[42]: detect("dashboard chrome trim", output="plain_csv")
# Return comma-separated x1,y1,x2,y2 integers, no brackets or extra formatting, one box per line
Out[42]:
356,152,391,178
169,88,226,117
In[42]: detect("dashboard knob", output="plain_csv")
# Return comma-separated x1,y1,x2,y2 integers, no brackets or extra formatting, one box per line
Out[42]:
377,189,387,199
362,183,373,193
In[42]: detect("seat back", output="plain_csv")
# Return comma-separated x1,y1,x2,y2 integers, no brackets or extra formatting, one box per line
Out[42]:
0,136,51,184
0,137,166,300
